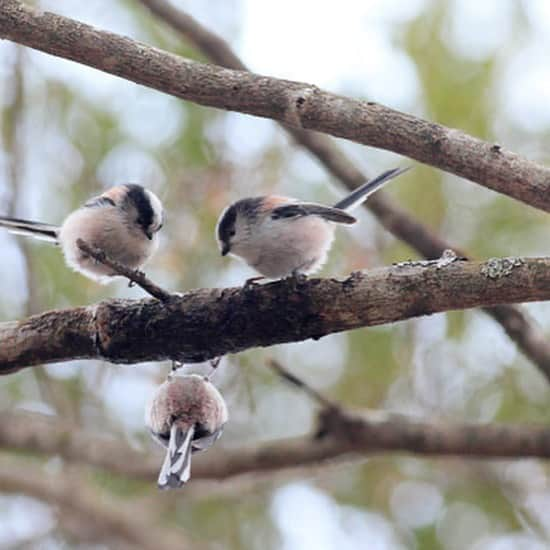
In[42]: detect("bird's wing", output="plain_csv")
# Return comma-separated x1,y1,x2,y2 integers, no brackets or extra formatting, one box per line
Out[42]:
270,203,356,224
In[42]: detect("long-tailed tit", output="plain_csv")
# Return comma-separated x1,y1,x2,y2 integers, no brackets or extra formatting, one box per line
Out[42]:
0,184,164,283
216,167,409,279
145,373,228,489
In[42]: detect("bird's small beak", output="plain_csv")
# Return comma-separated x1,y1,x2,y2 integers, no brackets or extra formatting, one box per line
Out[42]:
145,229,153,240
221,243,230,256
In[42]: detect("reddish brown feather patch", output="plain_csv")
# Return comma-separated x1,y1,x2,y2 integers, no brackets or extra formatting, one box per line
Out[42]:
262,195,294,210
102,185,128,204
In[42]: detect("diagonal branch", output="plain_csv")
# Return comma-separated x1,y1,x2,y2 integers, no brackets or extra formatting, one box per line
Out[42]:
128,1,550,381
267,358,337,410
2,1,550,380
136,0,451,261
76,239,173,302
2,256,550,372
0,0,549,212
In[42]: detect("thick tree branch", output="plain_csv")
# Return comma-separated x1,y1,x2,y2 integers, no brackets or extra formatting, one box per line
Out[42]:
2,2,550,382
0,0,549,213
132,1,550,381
0,2,549,381
2,257,550,371
3,410,550,486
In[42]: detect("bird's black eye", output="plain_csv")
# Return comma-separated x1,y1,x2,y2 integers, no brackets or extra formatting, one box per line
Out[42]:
229,229,236,237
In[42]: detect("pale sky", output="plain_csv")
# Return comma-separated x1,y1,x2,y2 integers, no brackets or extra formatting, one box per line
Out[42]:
2,1,550,548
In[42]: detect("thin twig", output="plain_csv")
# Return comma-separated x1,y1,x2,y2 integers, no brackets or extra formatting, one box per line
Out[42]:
76,239,172,302
267,359,336,410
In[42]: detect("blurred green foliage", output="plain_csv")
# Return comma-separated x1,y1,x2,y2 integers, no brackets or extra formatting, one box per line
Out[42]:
1,1,550,549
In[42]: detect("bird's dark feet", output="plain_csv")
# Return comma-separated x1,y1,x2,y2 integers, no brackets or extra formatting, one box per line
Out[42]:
128,269,146,287
286,270,308,291
243,276,265,290
205,356,223,380
171,360,184,374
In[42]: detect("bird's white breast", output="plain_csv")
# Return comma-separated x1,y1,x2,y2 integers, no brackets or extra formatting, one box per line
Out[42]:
235,215,335,278
58,207,158,283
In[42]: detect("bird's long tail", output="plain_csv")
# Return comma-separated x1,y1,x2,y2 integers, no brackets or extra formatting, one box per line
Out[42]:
157,423,194,489
333,166,410,211
0,216,58,243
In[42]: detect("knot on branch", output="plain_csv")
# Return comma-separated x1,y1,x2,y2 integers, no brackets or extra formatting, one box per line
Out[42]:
284,86,319,128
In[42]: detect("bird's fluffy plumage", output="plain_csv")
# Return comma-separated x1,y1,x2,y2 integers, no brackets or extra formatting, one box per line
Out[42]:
145,374,228,489
0,184,164,283
215,167,410,279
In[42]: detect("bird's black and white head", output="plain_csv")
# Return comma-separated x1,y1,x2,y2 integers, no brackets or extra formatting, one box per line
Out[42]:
101,184,164,240
216,197,264,257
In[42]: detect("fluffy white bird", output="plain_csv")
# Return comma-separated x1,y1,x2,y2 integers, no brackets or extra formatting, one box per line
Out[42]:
145,373,228,489
216,167,409,279
0,184,164,283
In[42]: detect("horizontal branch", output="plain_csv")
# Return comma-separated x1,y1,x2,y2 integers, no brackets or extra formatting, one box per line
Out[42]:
137,0,456,262
1,0,550,212
2,256,550,371
2,1,550,381
3,410,550,488
136,0,550,382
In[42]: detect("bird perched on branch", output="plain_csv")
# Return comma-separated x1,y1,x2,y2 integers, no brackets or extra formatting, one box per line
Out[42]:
0,184,164,283
145,373,228,489
216,167,409,280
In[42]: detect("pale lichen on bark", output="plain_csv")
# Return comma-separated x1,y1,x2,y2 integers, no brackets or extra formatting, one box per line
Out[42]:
481,257,525,279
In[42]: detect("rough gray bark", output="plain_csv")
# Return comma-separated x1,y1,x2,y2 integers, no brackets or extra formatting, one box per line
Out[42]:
3,1,550,382
0,0,550,212
136,0,550,381
2,257,550,372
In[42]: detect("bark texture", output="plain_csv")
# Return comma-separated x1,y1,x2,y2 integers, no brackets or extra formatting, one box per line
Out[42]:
0,0,550,211
2,0,549,383
135,0,550,380
2,257,550,372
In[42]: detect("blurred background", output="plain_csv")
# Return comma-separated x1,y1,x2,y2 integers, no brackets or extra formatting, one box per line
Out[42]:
1,0,550,548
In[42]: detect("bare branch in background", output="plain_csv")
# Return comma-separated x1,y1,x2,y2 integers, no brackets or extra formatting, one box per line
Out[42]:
0,411,158,478
0,457,195,550
134,0,550,383
1,256,550,371
76,239,173,302
267,359,336,410
3,408,550,486
0,0,549,212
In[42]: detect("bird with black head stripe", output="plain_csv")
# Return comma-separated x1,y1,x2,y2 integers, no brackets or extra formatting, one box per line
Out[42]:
0,184,164,283
216,167,409,280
